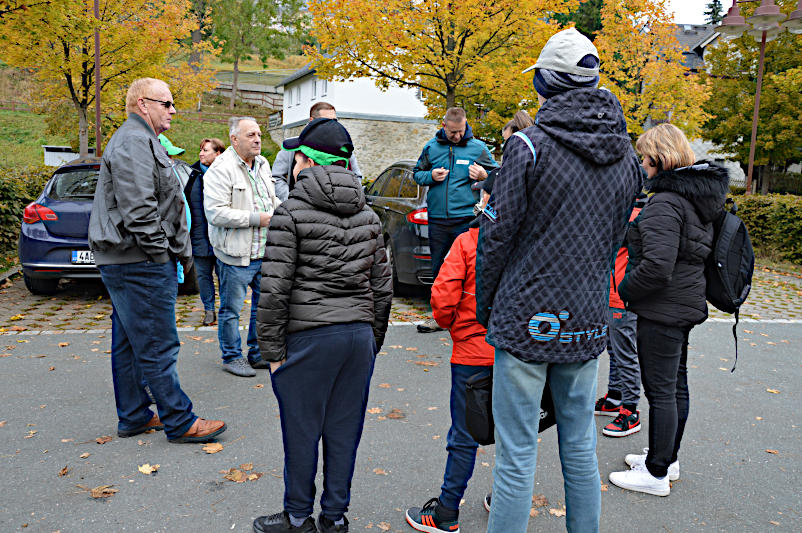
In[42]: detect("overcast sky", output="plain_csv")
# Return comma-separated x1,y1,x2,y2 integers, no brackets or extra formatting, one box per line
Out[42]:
669,0,713,24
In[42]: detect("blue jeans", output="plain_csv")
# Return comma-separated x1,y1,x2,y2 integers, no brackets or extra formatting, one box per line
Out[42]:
270,323,377,522
439,363,492,510
428,216,473,281
487,348,600,533
607,307,640,406
194,255,219,311
99,261,196,439
217,259,262,364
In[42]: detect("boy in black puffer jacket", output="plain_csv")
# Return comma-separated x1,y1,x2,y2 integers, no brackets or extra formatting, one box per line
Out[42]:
253,119,393,533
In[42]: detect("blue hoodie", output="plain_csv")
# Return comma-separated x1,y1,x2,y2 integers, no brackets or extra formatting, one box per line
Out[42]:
413,122,498,219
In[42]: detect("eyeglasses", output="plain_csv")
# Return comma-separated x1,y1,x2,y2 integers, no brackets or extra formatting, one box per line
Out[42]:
142,97,175,109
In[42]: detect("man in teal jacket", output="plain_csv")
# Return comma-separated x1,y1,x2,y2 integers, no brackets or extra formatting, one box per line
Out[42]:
413,107,497,332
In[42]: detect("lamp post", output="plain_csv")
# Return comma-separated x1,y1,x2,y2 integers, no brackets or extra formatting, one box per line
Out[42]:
717,0,801,194
93,0,102,158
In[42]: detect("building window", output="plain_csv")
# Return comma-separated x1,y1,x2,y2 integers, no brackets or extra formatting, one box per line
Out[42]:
320,79,328,96
294,86,301,107
311,80,317,100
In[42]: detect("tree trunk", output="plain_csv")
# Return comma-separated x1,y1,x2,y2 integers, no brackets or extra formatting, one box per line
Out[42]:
78,104,89,157
229,57,239,110
446,89,455,110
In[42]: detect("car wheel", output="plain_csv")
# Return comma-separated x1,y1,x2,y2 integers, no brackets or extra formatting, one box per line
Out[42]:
178,262,199,295
23,274,59,295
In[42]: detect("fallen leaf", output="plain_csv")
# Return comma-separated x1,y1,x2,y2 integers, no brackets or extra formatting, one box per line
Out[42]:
386,409,405,419
58,465,69,477
0,421,6,427
188,336,203,340
138,463,160,475
95,435,112,445
203,442,224,454
253,384,265,389
432,435,440,440
532,494,549,507
377,522,391,531
396,388,405,392
769,520,781,526
247,473,263,481
224,468,247,483
373,468,388,475
765,449,779,455
367,408,382,414
80,453,90,458
549,506,566,517
10,325,27,331
9,314,25,321
58,342,69,348
405,347,418,351
378,383,391,389
89,485,118,498
388,345,403,349
481,461,490,467
427,407,438,411
240,463,254,471
718,367,729,371
529,508,539,517
755,417,763,421
601,484,608,492
767,341,776,345
49,366,56,371
744,329,753,334
766,389,780,394
61,438,73,443
413,361,438,367
24,430,37,439
377,416,387,421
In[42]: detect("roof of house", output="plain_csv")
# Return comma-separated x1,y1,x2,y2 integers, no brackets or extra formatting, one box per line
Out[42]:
674,23,719,70
278,64,316,87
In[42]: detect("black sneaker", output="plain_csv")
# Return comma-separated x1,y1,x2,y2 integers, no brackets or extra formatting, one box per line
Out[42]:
318,514,348,532
603,408,641,437
250,358,269,370
253,511,317,533
594,393,620,416
405,498,459,533
416,318,444,333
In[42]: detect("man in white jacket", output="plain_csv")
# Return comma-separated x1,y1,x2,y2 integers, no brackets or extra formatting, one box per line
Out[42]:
204,116,281,377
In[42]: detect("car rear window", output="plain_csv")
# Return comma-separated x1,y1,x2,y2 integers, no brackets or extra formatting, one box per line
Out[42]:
49,168,99,201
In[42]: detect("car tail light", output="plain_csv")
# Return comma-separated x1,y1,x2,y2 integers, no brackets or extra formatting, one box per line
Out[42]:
23,203,58,224
406,208,428,225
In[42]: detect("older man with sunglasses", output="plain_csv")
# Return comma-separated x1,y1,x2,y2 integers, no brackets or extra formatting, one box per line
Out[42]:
89,77,227,444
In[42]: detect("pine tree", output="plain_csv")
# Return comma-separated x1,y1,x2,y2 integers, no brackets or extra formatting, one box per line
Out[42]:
704,1,724,24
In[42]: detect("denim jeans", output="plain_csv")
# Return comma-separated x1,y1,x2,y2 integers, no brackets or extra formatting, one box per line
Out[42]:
606,307,640,406
99,261,196,439
637,316,691,478
487,348,600,533
439,363,492,510
194,255,219,311
270,323,376,522
428,216,474,281
217,259,262,364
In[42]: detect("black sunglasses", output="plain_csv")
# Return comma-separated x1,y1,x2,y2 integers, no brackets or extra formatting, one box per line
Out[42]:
142,97,175,109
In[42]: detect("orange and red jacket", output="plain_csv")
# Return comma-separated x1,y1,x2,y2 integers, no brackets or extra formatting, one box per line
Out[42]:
609,206,642,309
431,227,495,366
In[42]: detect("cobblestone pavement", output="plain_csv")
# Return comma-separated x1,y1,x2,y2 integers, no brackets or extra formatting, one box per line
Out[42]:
1,263,800,334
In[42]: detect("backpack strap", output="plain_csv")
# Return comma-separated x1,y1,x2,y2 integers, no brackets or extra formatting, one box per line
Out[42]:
731,309,739,372
513,131,537,163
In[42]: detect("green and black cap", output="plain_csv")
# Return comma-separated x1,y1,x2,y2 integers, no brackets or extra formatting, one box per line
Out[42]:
283,118,354,167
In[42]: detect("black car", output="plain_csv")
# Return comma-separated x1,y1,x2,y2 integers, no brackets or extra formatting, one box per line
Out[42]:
364,160,432,291
18,157,199,295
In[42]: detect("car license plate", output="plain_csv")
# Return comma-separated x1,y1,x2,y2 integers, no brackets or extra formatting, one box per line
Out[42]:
71,250,94,264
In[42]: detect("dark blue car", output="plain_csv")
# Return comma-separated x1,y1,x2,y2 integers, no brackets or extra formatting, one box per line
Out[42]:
18,157,199,295
364,160,432,291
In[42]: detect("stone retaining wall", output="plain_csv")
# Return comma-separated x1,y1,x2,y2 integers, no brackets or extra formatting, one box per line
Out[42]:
268,118,438,181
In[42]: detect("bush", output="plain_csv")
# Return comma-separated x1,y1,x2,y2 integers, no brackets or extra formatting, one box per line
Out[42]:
737,194,802,265
0,166,52,254
766,172,802,196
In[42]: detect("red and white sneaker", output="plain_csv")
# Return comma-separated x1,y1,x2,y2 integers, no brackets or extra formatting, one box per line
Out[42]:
602,408,641,437
594,394,621,416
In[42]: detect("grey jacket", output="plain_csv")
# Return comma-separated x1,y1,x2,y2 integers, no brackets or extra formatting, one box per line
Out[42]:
272,146,363,194
88,113,191,266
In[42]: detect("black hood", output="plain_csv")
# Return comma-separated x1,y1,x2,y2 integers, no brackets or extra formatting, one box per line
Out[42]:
535,88,632,166
646,161,730,223
293,165,365,216
436,121,475,146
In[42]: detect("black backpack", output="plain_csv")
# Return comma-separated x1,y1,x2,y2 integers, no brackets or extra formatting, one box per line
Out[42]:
705,198,754,371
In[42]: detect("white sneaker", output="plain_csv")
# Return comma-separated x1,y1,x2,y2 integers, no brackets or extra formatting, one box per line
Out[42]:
624,448,680,480
609,463,670,496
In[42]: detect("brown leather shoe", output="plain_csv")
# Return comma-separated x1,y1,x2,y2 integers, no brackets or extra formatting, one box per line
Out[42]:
118,414,164,438
168,418,226,443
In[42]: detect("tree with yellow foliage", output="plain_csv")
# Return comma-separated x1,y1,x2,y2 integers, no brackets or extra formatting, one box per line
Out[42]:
0,0,217,155
306,0,577,142
594,0,709,137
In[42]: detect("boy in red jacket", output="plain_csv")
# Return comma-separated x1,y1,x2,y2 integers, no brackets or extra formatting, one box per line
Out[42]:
405,225,494,533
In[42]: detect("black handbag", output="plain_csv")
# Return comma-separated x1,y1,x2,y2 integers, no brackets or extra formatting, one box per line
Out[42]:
465,371,556,446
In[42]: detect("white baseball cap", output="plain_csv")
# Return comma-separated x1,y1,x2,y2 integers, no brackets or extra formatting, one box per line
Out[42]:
522,28,599,76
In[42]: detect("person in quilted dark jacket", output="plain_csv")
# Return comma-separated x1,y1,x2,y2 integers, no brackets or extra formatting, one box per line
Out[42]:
609,123,729,497
477,28,642,533
253,118,393,533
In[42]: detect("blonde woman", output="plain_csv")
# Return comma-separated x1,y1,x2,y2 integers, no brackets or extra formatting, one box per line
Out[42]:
609,123,729,496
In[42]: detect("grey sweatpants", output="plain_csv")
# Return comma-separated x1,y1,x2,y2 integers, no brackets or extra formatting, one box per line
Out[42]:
606,307,641,406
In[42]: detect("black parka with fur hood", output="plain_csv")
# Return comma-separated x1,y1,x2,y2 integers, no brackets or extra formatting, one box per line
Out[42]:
255,165,393,362
617,161,730,327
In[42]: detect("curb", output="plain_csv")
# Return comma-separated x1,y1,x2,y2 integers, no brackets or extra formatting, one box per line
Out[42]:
0,265,21,283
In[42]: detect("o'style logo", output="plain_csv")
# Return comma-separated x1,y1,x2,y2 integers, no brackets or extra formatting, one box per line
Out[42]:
528,310,608,344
